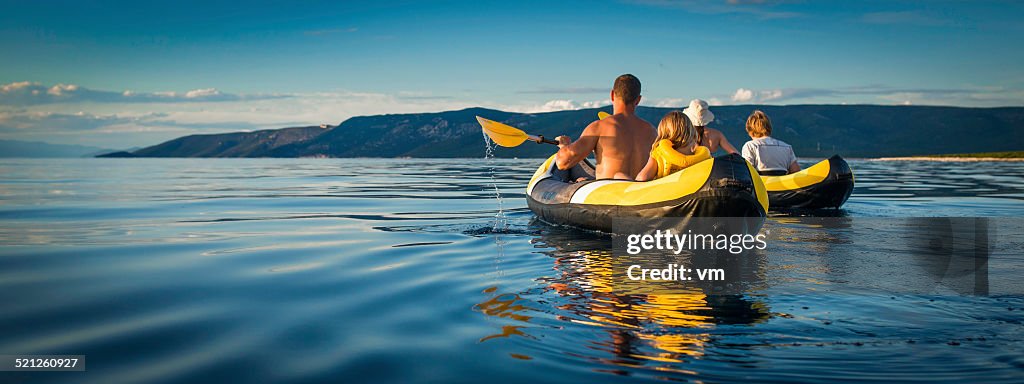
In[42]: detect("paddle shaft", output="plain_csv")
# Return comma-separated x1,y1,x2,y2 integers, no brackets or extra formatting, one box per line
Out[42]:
529,135,560,145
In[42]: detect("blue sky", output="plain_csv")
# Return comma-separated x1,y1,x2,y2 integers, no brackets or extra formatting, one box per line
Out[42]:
1,0,1023,148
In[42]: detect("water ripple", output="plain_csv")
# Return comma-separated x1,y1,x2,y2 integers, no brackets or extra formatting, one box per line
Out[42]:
0,158,1022,383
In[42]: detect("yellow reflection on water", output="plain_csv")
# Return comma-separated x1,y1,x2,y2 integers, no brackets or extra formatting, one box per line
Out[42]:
476,244,771,376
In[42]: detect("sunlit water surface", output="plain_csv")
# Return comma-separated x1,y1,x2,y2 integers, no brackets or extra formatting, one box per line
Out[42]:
0,158,1022,383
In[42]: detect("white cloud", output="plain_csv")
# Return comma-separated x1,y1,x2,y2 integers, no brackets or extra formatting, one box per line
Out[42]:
0,89,485,147
580,100,611,108
0,81,284,105
761,89,783,101
539,100,577,111
654,98,687,108
2,93,622,147
0,110,196,148
729,88,786,103
732,88,754,102
506,99,611,113
47,84,79,96
184,88,222,98
0,81,34,92
719,85,1024,106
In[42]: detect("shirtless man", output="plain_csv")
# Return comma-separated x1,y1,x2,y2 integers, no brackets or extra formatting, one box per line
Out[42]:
682,98,738,154
555,74,656,180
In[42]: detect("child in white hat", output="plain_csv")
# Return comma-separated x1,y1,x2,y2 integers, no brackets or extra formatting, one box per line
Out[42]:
682,99,738,155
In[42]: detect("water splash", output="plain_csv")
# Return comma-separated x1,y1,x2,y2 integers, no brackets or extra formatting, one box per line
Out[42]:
481,132,510,284
482,131,508,232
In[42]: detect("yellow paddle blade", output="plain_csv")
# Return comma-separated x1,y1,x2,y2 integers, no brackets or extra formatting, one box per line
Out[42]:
476,116,530,147
598,111,612,120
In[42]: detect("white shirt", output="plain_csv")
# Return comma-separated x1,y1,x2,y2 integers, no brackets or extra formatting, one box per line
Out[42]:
742,137,796,173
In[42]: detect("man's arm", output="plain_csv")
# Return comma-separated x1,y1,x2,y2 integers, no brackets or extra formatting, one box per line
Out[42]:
716,131,739,155
555,122,599,170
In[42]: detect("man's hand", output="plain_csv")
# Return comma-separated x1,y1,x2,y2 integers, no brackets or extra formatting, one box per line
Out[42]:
555,121,598,171
556,135,571,148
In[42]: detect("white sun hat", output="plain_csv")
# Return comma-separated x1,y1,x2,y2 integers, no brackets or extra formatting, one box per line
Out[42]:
682,99,715,126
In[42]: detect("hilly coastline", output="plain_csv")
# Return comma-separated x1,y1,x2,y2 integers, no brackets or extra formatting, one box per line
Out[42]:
101,105,1024,158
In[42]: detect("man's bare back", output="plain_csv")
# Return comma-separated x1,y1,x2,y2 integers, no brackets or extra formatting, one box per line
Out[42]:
554,74,654,180
591,114,656,179
555,113,655,180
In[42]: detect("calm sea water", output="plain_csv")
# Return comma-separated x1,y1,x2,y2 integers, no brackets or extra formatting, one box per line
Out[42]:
0,158,1022,383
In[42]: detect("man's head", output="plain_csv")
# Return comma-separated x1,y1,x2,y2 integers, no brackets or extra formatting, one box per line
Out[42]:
745,110,773,138
611,74,641,106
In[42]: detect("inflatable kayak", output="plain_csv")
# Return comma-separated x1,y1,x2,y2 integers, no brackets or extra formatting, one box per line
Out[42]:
761,155,854,209
526,153,769,232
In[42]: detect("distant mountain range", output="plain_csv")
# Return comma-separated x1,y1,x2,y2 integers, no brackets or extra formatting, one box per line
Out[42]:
127,125,326,158
97,105,1023,158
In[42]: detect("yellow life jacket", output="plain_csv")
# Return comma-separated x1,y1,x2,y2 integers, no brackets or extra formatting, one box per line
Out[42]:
651,140,711,179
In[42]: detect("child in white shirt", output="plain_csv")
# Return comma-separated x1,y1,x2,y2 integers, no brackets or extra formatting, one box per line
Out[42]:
740,110,801,176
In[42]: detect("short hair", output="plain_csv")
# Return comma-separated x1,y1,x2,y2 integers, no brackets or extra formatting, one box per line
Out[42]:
613,74,641,105
745,110,773,138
